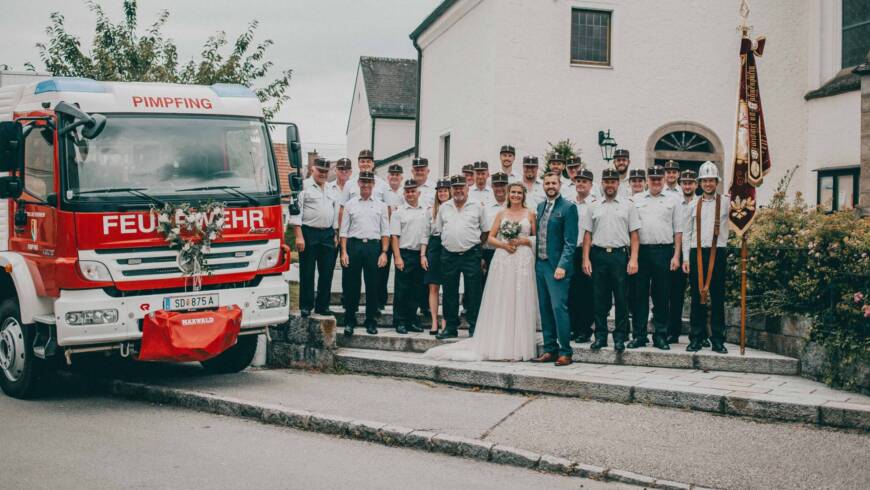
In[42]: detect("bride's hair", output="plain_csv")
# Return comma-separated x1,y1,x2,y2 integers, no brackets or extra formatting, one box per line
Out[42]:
506,183,527,209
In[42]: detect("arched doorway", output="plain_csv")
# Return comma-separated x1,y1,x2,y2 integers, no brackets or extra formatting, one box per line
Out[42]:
645,122,724,179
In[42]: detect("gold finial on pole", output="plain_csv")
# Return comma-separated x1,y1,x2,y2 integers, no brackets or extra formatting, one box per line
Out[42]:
739,0,751,36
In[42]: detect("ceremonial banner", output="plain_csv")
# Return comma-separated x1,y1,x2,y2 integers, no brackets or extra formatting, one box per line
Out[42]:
728,34,771,236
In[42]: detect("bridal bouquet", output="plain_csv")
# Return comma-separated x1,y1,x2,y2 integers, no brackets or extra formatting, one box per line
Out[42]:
499,220,521,240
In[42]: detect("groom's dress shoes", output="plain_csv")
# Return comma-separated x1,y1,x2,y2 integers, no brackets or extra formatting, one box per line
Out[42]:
613,341,626,352
436,330,458,340
555,355,573,366
627,338,648,349
531,352,557,363
589,339,607,350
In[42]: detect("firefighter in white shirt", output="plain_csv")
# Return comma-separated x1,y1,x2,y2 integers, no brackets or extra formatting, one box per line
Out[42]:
468,160,493,204
498,145,522,183
682,161,730,354
662,160,682,198
613,148,633,200
390,179,430,334
411,157,436,208
347,149,388,202
521,156,546,209
482,172,509,284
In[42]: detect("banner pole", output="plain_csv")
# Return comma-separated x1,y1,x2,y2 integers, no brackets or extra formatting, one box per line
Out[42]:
740,233,748,355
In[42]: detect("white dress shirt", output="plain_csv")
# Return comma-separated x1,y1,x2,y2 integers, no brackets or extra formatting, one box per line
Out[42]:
339,196,389,240
682,193,730,259
634,191,682,245
390,203,430,250
416,179,436,208
523,179,546,210
326,180,351,207
290,180,338,229
434,199,488,253
468,184,494,205
574,195,598,244
383,186,405,211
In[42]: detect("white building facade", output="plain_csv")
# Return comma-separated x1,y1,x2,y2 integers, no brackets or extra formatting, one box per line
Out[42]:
346,57,418,178
410,0,869,208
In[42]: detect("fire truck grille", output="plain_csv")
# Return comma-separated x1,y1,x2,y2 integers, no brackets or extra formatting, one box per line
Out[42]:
80,239,278,281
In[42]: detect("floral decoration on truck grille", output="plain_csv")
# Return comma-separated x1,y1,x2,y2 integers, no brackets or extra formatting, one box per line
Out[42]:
153,201,227,290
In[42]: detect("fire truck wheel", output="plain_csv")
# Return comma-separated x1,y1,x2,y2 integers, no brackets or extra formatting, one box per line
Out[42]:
0,299,46,399
199,334,258,374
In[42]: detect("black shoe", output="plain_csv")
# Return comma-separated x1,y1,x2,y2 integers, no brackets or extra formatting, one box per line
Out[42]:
395,325,408,334
407,323,424,333
652,336,670,350
614,341,625,352
686,341,702,352
435,330,458,340
711,341,728,354
627,338,648,349
666,335,680,344
365,323,378,335
301,309,311,318
314,308,334,316
573,333,592,343
343,325,355,337
428,329,438,336
702,339,711,348
590,339,607,350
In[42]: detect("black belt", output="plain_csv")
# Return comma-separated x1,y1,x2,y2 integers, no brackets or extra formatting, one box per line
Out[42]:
446,245,480,256
400,248,421,253
348,237,380,244
592,245,627,253
302,225,333,232
640,244,673,249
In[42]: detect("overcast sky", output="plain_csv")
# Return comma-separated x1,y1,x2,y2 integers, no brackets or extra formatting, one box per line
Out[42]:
0,0,441,158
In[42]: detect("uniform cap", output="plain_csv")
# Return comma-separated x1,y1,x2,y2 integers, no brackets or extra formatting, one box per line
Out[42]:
491,172,509,185
647,165,665,178
679,169,698,182
472,160,489,171
450,175,467,187
601,168,620,180
462,164,474,174
629,169,646,180
663,160,680,171
335,158,352,170
566,157,582,168
500,145,515,155
436,178,452,189
313,158,330,170
522,156,539,166
358,149,374,160
613,148,630,159
358,171,376,182
403,178,419,189
412,157,429,168
575,169,594,182
697,161,720,181
548,155,566,164
388,164,403,174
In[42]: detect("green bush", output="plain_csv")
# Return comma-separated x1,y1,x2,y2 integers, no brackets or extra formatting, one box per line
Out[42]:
726,176,870,391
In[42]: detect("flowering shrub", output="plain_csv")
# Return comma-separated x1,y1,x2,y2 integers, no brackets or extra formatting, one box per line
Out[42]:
726,175,869,391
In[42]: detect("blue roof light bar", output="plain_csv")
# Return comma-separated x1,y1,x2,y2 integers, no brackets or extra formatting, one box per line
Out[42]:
34,77,106,95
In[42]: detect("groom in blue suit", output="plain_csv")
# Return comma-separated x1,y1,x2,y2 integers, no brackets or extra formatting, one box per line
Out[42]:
531,172,578,366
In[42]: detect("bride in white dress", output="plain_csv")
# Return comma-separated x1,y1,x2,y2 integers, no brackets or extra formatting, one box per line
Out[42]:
424,183,539,361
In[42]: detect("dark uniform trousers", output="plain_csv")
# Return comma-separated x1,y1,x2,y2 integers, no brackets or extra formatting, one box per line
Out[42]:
568,248,594,338
377,248,392,310
688,247,727,342
632,244,672,339
481,248,496,287
394,249,423,327
441,245,482,335
298,226,336,313
342,238,381,325
591,246,630,343
668,268,689,340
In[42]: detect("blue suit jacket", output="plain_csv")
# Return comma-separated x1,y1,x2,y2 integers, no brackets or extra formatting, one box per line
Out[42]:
536,196,578,275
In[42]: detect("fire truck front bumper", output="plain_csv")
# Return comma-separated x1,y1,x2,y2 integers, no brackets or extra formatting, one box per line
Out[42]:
53,275,290,347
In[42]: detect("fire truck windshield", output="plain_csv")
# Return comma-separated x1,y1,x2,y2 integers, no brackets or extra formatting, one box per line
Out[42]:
63,115,278,204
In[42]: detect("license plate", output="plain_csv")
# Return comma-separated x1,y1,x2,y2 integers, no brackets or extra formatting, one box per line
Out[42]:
163,293,219,311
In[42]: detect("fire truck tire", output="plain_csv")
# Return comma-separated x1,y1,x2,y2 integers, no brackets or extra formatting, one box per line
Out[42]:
0,299,47,399
199,334,258,374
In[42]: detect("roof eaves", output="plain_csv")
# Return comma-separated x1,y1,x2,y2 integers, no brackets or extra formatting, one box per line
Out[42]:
375,147,416,168
410,0,459,41
805,67,861,101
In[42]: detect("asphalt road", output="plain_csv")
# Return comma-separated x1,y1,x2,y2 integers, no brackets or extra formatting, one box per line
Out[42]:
0,390,629,490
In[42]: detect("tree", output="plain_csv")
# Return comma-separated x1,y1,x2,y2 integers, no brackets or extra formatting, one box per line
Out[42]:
542,138,582,176
34,0,291,119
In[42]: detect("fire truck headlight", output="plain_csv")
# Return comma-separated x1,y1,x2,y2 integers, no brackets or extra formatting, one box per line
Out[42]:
78,261,113,282
258,248,280,270
65,309,119,326
257,294,287,310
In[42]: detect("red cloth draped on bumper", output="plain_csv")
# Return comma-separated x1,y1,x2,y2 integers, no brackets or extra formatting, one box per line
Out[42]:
138,307,242,362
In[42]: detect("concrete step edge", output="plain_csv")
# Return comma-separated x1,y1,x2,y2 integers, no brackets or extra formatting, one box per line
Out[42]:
334,349,869,432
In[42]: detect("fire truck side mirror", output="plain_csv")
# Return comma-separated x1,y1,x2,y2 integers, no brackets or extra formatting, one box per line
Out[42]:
285,123,302,169
0,121,24,173
289,173,304,192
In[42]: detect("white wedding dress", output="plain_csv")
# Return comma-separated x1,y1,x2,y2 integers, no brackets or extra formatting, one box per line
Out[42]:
424,217,539,361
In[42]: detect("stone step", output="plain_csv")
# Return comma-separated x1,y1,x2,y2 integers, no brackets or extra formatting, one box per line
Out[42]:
337,330,799,376
334,348,870,431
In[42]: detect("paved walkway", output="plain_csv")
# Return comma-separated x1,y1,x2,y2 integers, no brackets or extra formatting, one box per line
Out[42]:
105,365,870,490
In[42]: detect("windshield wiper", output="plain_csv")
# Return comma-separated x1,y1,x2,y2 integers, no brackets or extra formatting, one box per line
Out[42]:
175,185,259,206
75,187,166,207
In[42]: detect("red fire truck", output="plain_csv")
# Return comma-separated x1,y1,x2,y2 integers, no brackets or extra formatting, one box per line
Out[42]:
0,78,303,398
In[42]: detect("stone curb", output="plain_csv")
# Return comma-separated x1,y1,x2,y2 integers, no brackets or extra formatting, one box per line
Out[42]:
335,351,870,431
73,375,712,489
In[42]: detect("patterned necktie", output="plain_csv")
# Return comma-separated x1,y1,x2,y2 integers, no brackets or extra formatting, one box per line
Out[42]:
539,201,553,259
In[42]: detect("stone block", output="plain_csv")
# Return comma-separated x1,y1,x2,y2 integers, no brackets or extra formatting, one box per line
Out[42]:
347,419,387,442
308,413,352,436
800,341,828,378
633,385,723,413
571,463,607,480
764,316,783,334
285,316,311,344
378,425,414,446
266,407,311,430
404,430,437,451
490,445,541,469
606,469,656,487
537,454,576,474
509,373,632,402
436,366,511,389
335,354,438,380
723,394,818,423
653,479,694,490
696,352,799,376
430,434,493,461
781,315,812,339
818,401,870,430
